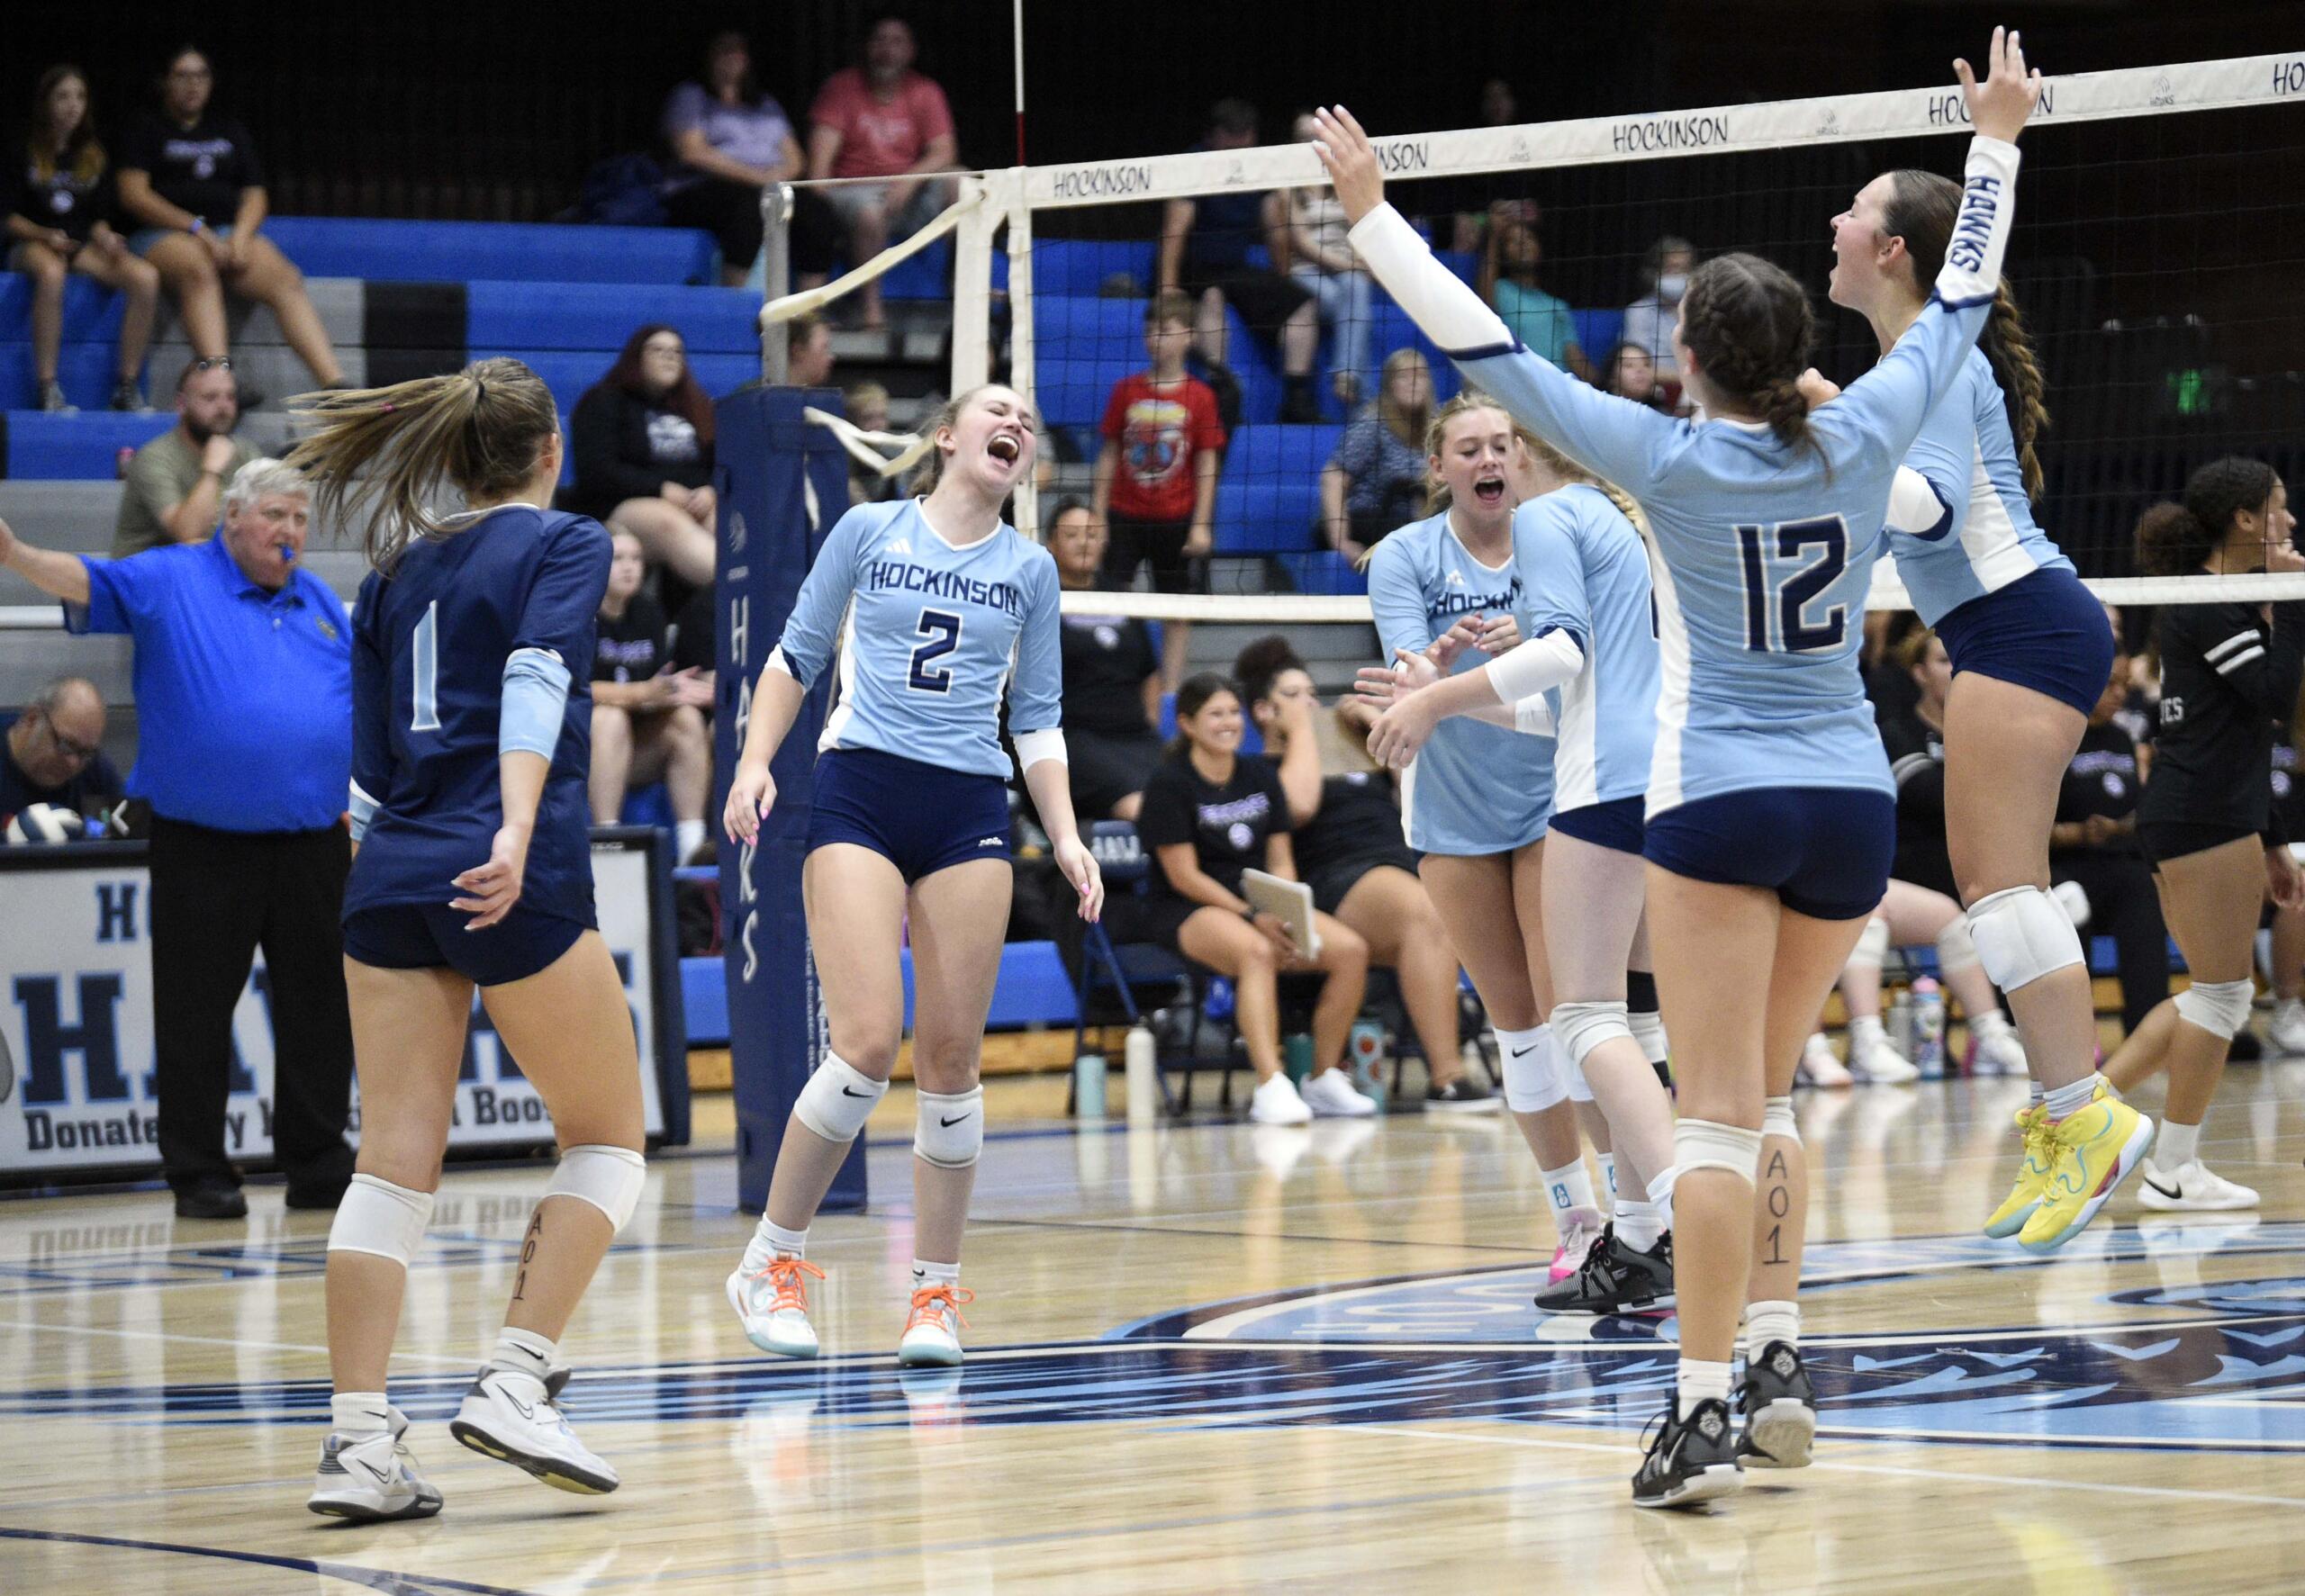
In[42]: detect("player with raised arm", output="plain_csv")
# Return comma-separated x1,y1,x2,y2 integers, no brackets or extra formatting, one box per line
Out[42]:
1364,429,1677,1314
1315,30,2061,1508
1365,392,1616,1281
285,359,647,1520
721,385,1103,1369
1821,153,2125,1242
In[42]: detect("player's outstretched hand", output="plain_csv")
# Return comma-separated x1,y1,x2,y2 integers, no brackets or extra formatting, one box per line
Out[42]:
1355,645,1442,713
1053,832,1106,924
1309,106,1384,226
1957,26,2042,145
1366,679,1442,770
723,761,775,846
452,826,529,930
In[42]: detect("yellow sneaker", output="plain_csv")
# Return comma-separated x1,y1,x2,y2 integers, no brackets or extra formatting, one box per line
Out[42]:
2016,1087,2155,1255
1984,1105,2055,1239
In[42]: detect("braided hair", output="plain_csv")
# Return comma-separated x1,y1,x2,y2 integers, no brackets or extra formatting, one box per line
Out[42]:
1677,253,1819,461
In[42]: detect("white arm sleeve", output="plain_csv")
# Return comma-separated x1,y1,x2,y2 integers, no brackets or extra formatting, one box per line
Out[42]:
1012,727,1068,773
1484,629,1586,703
1347,203,1513,352
1934,136,2022,308
1512,695,1557,737
1885,466,1953,537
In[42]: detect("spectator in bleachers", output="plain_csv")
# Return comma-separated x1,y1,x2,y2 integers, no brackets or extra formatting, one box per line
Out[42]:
1446,80,1522,251
1092,288,1225,689
0,674,122,834
1050,499,1162,821
591,529,713,864
1477,201,1592,383
805,15,958,329
1620,234,1695,384
1238,636,1496,1110
113,356,254,557
845,380,899,503
1158,99,1323,424
1137,672,1373,1124
117,47,344,394
0,462,357,1220
661,31,836,289
1601,341,1673,413
1285,112,1373,409
2050,641,2170,1041
569,324,717,590
1319,348,1433,563
5,66,159,413
1879,627,1958,903
789,310,836,387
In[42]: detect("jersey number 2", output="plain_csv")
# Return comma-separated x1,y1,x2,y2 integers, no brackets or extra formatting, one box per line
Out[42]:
1737,518,1849,654
411,600,442,731
908,609,962,692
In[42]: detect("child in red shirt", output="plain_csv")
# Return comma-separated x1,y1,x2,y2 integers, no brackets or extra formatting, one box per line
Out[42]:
1092,290,1227,688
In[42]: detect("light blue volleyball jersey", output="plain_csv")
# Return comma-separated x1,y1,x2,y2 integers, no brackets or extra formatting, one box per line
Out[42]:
1367,510,1556,854
1886,346,2073,626
771,499,1062,780
1510,483,1659,812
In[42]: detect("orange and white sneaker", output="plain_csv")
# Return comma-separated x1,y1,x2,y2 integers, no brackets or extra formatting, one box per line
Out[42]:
897,1283,974,1367
728,1255,826,1358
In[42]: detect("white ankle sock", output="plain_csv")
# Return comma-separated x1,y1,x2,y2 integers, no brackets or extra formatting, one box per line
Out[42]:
744,1218,808,1272
330,1391,391,1435
2157,1118,2201,1168
2029,1079,2046,1106
2043,1073,2102,1121
1975,1008,2012,1040
1541,1159,1596,1218
1744,1299,1800,1362
489,1325,556,1383
1615,1198,1662,1252
1677,1357,1732,1414
911,1258,960,1293
1645,1168,1677,1232
1597,1152,1618,1210
1850,1014,1887,1050
675,818,707,861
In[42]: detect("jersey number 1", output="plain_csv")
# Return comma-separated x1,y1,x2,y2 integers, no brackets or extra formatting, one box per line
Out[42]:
908,609,962,692
1737,518,1849,654
411,600,442,731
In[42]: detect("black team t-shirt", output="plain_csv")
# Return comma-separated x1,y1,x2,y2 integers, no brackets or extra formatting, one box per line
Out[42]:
1293,769,1411,879
1059,611,1157,736
1136,752,1290,903
592,594,669,684
120,111,266,227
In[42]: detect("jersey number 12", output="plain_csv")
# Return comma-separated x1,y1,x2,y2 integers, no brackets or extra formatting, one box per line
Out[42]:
1738,518,1849,654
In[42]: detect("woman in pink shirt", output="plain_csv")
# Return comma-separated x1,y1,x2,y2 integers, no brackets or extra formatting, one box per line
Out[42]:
805,16,957,328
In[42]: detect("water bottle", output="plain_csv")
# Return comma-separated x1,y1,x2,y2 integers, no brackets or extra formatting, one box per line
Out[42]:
1073,1050,1107,1119
1282,1033,1315,1085
1911,975,1947,1079
1125,1023,1158,1124
1887,987,1915,1060
1347,1019,1388,1109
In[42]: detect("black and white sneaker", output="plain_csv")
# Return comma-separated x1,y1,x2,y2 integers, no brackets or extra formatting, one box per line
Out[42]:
1424,1077,1500,1114
307,1405,443,1521
1532,1224,1674,1314
1632,1396,1744,1509
450,1366,619,1494
1737,1340,1816,1469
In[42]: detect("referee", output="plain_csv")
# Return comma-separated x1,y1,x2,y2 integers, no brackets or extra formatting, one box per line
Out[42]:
0,462,357,1219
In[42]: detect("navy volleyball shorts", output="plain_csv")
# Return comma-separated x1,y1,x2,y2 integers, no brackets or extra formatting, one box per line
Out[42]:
1934,566,2116,717
1549,794,1646,855
806,745,1012,883
343,900,591,987
1643,788,1895,922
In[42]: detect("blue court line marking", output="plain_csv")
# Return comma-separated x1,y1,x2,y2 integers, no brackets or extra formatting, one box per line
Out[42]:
0,1527,543,1595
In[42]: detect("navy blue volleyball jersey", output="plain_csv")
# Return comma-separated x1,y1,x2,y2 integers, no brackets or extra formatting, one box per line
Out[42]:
345,505,611,925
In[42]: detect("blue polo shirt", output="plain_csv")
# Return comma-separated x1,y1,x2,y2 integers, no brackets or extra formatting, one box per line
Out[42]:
64,537,352,833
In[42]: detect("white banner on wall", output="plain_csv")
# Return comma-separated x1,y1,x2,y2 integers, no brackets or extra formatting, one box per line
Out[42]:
0,838,665,1177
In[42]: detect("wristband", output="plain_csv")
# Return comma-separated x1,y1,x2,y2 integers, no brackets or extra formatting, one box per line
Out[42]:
189,218,206,235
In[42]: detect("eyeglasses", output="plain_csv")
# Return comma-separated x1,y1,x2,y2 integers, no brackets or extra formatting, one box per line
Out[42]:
191,356,233,373
39,718,100,763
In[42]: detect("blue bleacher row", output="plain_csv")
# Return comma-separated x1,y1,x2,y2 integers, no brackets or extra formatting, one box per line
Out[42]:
1,223,1629,586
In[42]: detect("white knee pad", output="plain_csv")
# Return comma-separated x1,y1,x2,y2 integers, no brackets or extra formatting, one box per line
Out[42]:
1499,1026,1567,1114
1674,1118,1763,1184
1561,1031,1595,1103
547,1144,647,1233
1849,916,1891,970
2052,878,2093,931
1761,1096,1800,1145
1550,1000,1632,1069
915,1087,985,1169
327,1173,434,1265
1965,886,2085,993
2174,978,2255,1041
794,1053,888,1143
1935,915,1980,977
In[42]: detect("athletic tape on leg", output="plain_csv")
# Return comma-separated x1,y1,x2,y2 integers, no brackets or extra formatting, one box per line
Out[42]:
1762,1096,1800,1145
1499,1026,1565,1114
916,1087,985,1168
1675,1118,1763,1184
1849,917,1891,970
794,1053,889,1142
327,1173,435,1265
1551,1000,1632,1069
2174,978,2255,1040
1935,915,1980,976
546,1144,647,1232
1965,886,2085,992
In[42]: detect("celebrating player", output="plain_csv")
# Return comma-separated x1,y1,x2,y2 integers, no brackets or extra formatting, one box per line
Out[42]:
288,358,647,1520
2101,461,2305,1208
1315,27,2047,1507
1363,428,1677,1313
722,384,1103,1368
1821,142,2128,1242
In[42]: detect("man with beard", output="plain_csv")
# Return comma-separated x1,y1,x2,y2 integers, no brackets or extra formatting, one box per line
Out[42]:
113,356,256,556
